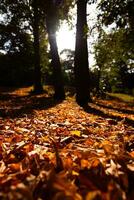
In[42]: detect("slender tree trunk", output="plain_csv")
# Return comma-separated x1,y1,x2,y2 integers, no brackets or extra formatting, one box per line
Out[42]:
33,0,43,93
74,0,92,106
46,3,65,100
96,66,102,95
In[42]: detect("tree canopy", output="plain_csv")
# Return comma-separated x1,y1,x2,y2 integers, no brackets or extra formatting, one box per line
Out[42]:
93,0,134,94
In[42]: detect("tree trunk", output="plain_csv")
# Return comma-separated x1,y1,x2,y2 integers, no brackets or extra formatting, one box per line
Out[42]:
33,0,43,93
46,4,65,100
95,66,102,96
74,0,92,106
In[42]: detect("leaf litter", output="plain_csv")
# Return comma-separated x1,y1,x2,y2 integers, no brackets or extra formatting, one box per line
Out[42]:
0,88,134,199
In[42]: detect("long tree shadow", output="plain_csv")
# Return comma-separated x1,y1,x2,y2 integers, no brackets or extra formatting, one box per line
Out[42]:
83,104,134,127
0,86,21,94
95,102,134,115
0,92,63,119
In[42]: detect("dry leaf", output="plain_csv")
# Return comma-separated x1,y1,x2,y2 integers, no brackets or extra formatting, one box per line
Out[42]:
70,130,81,137
86,190,101,200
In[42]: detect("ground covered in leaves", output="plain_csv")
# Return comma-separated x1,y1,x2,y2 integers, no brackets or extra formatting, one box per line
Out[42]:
0,87,134,200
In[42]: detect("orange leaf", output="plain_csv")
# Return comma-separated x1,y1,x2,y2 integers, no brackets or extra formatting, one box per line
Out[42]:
91,159,100,168
9,163,21,172
129,151,134,158
81,159,89,168
64,157,73,169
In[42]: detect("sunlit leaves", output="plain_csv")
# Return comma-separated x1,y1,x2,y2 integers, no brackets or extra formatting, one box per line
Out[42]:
0,87,134,199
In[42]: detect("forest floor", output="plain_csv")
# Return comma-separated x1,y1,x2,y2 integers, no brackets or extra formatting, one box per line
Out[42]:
0,87,134,200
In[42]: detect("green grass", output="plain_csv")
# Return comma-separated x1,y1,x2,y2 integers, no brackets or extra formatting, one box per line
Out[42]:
107,93,134,103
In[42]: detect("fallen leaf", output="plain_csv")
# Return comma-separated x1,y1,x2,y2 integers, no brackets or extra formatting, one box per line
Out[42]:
86,190,101,200
127,163,134,171
70,130,81,137
129,151,134,158
81,159,89,168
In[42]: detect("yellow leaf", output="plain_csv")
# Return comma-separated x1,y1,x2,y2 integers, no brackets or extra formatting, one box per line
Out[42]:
70,130,81,137
72,170,79,176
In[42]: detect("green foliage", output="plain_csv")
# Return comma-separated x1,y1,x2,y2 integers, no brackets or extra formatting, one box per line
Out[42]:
94,28,134,93
0,0,33,53
94,0,134,94
0,0,50,87
98,0,134,29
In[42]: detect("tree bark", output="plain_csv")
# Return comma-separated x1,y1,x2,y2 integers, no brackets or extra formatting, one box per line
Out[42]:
46,2,65,100
74,0,92,106
33,0,43,93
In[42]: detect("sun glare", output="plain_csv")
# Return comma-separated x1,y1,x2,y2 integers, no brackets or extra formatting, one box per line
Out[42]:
57,23,75,52
57,18,96,66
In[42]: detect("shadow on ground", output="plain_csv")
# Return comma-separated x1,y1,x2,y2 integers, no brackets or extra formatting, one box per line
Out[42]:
95,102,134,115
0,92,63,118
83,103,134,127
0,87,134,127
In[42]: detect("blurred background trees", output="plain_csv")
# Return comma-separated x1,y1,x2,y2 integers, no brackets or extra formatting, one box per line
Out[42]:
93,0,134,95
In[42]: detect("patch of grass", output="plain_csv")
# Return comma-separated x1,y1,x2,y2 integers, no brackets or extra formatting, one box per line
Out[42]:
107,93,134,103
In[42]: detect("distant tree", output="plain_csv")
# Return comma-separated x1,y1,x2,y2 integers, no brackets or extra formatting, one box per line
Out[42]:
93,30,112,93
60,49,75,85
